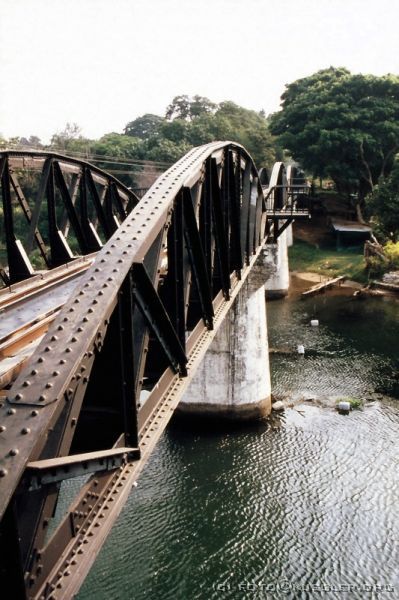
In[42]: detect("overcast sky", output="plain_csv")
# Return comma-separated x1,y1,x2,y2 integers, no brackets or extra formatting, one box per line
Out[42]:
0,0,398,142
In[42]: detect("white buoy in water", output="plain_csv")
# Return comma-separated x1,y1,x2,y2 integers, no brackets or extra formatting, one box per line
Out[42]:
337,401,351,413
310,319,319,327
297,344,305,354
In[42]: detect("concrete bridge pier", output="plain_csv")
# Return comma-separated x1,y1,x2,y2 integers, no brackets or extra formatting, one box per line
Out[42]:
177,252,271,421
286,222,293,247
264,228,290,299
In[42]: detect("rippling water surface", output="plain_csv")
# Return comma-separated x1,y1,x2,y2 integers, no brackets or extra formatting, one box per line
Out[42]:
79,280,399,599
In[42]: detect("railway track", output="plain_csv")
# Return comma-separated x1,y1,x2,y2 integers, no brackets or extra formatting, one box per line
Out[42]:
0,256,94,396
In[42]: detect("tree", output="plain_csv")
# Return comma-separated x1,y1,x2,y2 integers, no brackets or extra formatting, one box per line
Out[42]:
19,135,42,148
165,95,216,121
269,68,399,220
124,114,164,139
50,122,85,152
123,96,277,168
366,159,399,241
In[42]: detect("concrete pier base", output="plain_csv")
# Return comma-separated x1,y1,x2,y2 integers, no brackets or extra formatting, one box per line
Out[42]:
286,223,293,247
264,229,290,299
177,254,271,421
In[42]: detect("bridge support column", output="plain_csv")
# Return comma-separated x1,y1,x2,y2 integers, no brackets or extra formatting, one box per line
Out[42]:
286,222,293,247
264,228,290,298
177,254,271,421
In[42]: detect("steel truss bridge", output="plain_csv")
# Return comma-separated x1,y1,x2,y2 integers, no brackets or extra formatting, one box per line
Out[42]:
0,143,309,598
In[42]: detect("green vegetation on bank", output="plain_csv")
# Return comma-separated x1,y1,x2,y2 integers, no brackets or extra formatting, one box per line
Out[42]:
289,240,367,283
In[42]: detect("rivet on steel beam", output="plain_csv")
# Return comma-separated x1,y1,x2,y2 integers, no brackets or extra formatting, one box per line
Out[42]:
113,269,118,272
88,351,93,357
7,408,16,415
38,395,46,402
45,383,53,389
31,410,39,417
77,327,83,332
83,317,89,322
59,359,66,365
69,308,75,312
71,418,77,426
88,308,94,313
118,259,123,263
98,291,104,296
0,426,6,432
57,325,64,331
0,469,8,477
74,299,80,304
71,336,78,342
63,317,69,322
66,348,72,353
45,346,51,352
94,268,100,272
9,448,19,456
79,290,84,295
31,369,38,375
51,335,58,342
38,357,44,363
52,371,60,376
107,277,113,282
100,259,105,263
83,377,89,384
90,276,95,281
21,427,30,435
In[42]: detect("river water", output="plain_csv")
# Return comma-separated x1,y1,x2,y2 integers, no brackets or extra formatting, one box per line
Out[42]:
78,277,399,600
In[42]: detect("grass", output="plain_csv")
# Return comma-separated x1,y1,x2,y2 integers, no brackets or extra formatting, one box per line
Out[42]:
289,240,368,283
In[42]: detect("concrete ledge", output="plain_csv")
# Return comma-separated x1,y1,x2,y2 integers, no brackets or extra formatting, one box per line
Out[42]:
176,396,271,421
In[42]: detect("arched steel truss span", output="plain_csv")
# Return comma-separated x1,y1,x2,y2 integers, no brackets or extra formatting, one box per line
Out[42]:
0,141,283,598
0,150,139,286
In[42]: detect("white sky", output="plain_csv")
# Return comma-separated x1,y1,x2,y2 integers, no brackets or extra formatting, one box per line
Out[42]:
0,0,398,142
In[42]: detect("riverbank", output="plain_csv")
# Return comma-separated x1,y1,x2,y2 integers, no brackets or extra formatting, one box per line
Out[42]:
288,239,367,283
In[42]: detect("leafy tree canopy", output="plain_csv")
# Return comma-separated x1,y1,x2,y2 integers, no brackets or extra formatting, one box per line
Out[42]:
269,67,399,212
124,114,164,139
121,96,278,166
366,158,399,241
165,95,217,121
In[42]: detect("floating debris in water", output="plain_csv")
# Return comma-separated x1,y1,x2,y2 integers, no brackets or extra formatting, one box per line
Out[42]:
272,401,285,411
337,400,351,414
